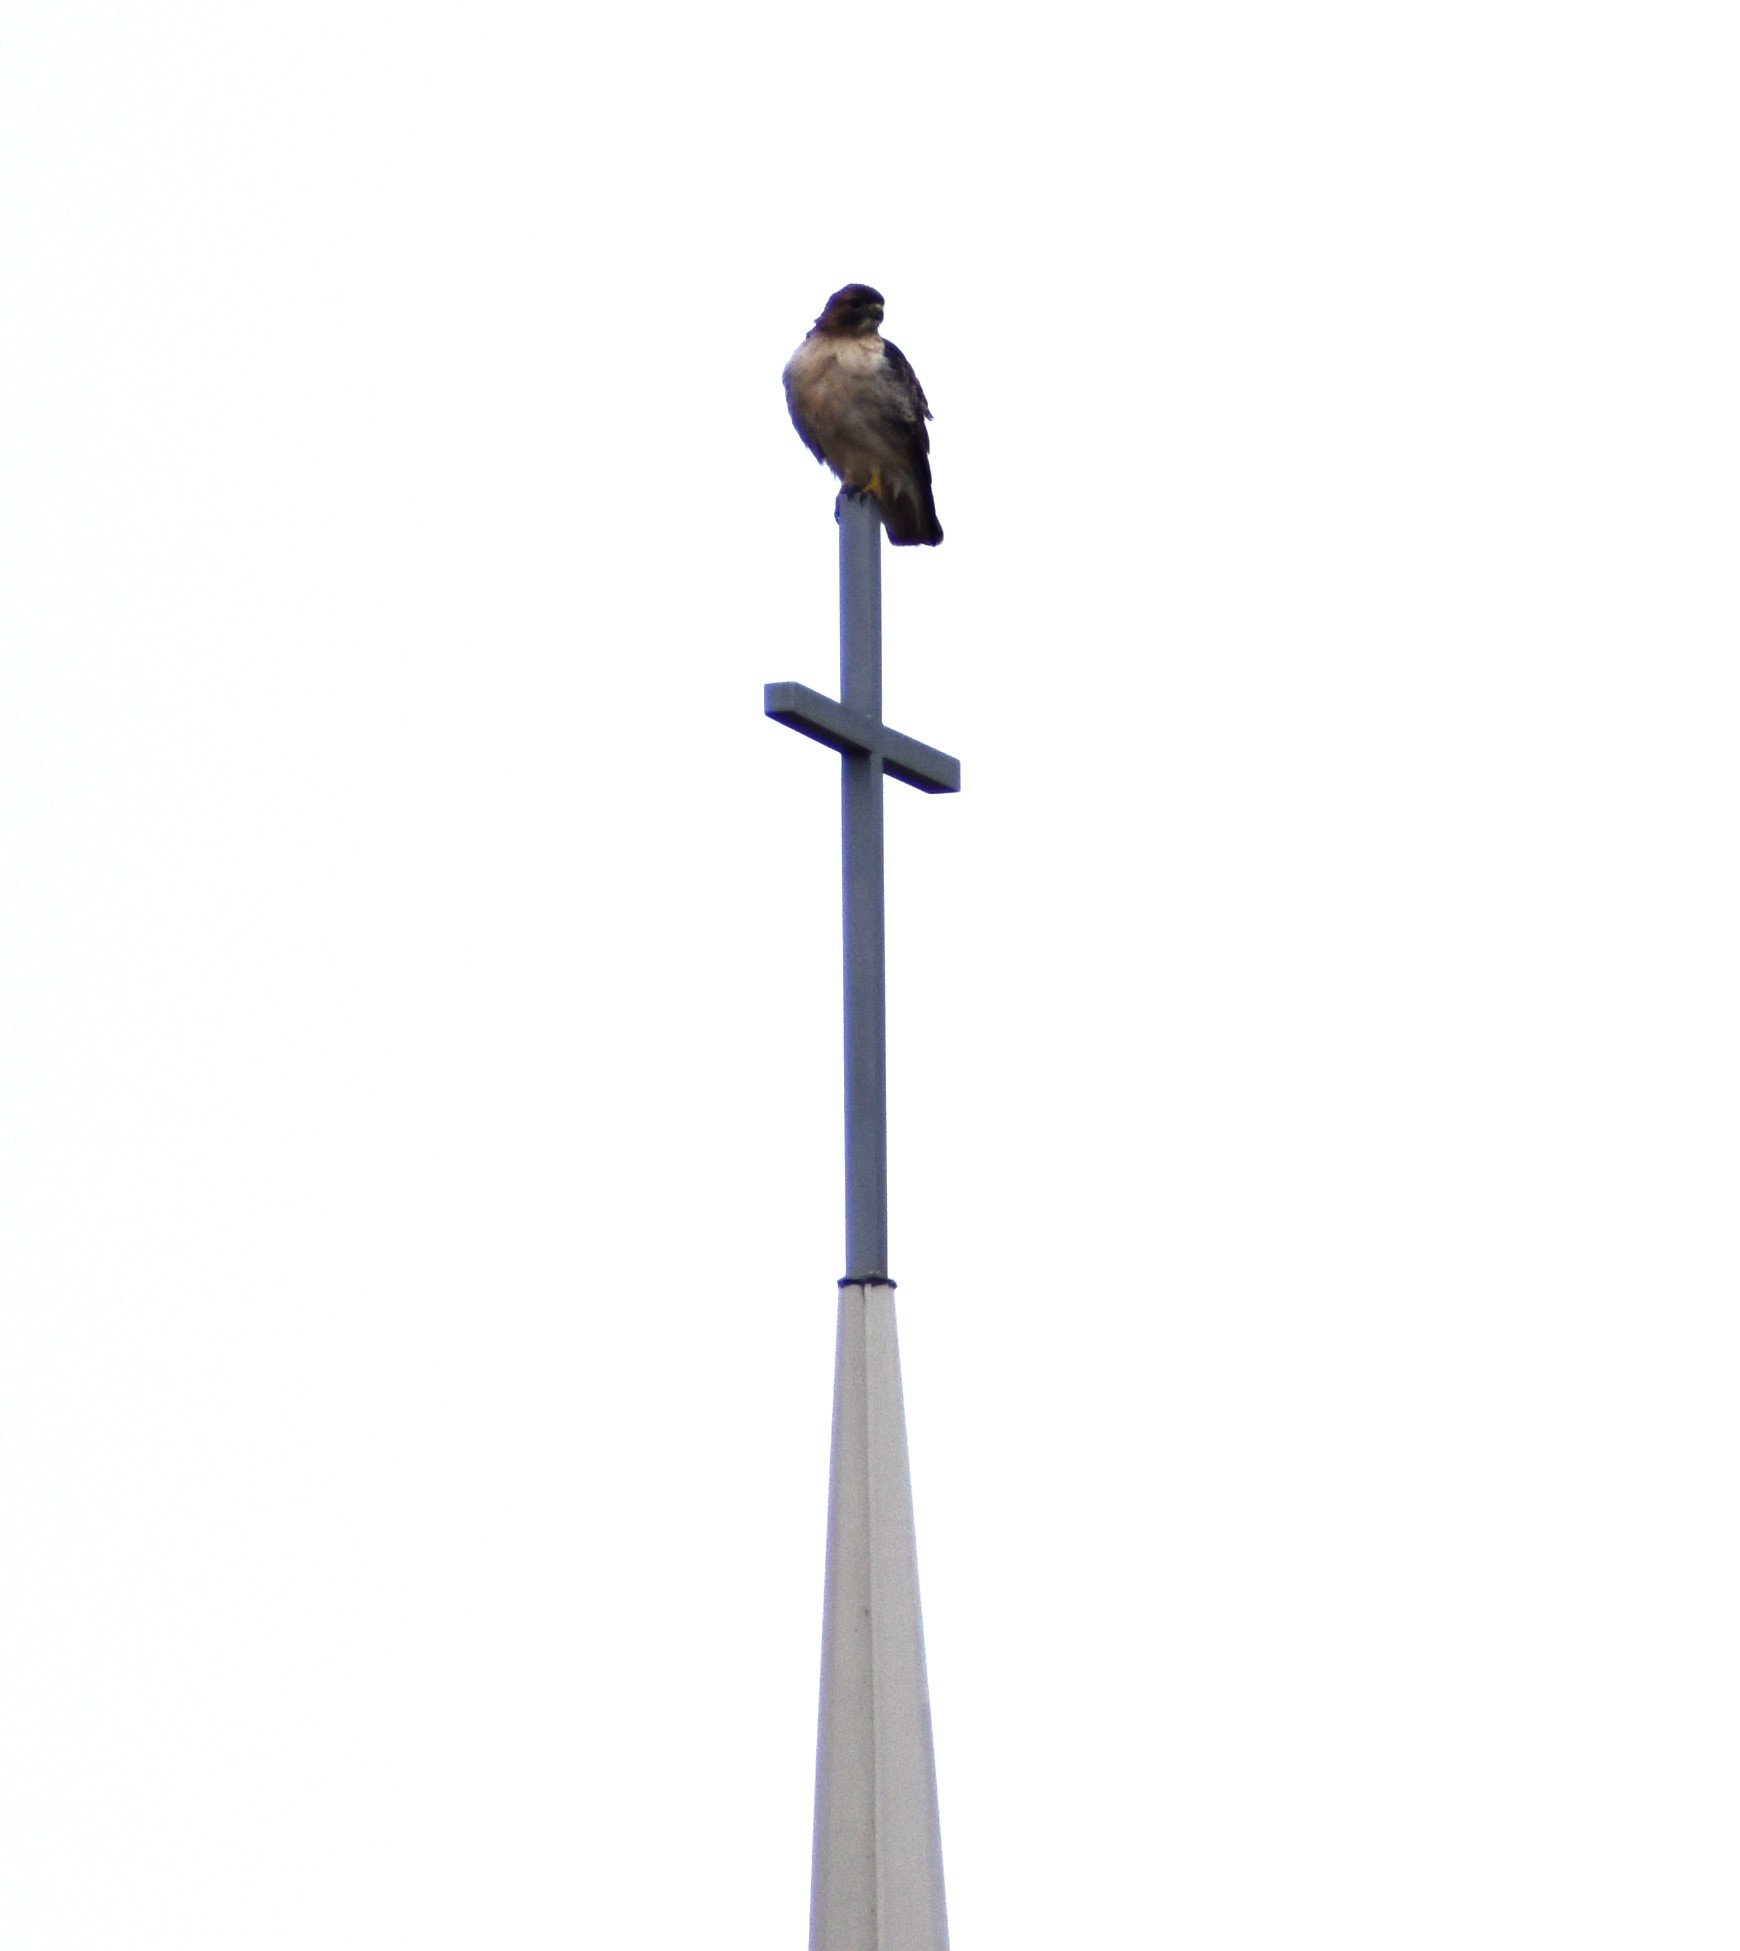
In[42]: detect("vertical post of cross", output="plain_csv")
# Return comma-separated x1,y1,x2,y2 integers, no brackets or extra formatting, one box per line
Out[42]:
765,494,959,1278
839,495,889,1282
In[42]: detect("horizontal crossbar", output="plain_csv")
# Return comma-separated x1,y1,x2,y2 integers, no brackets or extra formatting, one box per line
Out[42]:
764,682,961,794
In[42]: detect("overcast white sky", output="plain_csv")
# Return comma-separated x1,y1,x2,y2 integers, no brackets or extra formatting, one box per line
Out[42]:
3,1,1736,1944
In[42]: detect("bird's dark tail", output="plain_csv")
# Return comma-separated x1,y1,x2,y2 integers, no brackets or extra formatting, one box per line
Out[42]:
880,476,943,547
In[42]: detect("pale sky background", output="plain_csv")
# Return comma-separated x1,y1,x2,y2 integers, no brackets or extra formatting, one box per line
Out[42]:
3,2,1736,1944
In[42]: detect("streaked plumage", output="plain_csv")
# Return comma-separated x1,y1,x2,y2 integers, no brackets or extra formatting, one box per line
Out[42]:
783,284,942,547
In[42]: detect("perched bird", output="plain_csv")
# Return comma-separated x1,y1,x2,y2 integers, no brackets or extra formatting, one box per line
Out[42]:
784,284,943,547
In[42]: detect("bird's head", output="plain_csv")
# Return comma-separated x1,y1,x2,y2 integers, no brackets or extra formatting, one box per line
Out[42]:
816,284,886,335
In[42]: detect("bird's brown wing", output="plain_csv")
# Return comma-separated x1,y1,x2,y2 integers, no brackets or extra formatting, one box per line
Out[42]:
877,339,932,451
870,340,941,545
881,339,932,421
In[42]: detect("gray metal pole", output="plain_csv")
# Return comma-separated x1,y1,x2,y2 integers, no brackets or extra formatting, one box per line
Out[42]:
763,490,961,1951
839,495,888,1283
765,495,957,1280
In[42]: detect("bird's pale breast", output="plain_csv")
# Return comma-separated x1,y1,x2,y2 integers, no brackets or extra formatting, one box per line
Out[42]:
785,336,899,488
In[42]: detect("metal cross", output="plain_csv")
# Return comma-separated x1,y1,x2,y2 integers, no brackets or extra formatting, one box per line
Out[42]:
764,491,960,1285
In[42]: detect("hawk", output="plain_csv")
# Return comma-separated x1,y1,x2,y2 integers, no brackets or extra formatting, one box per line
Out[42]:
784,284,943,547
